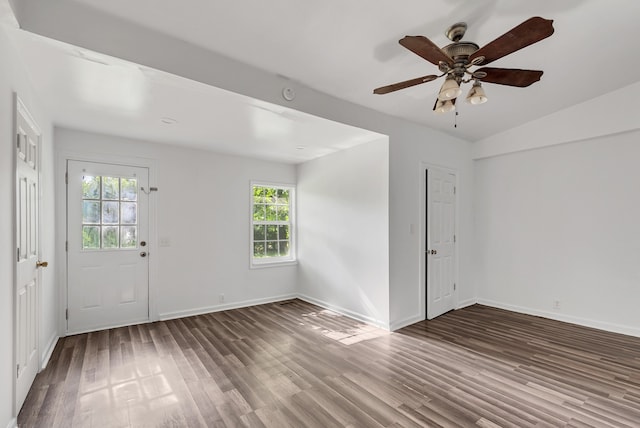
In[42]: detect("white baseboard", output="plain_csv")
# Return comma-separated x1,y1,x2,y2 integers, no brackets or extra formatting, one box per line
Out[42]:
389,314,423,331
456,298,477,310
5,417,17,428
296,294,390,330
157,293,297,321
477,299,640,338
40,333,59,370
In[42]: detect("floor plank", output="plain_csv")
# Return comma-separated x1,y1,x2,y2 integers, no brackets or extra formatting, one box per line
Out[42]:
19,302,640,427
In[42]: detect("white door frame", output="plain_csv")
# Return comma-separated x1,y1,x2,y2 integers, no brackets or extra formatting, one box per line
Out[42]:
13,95,42,414
55,151,158,334
419,162,459,320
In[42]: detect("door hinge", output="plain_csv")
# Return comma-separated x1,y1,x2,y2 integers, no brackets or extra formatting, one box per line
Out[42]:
16,134,20,148
453,283,456,291
17,247,20,262
16,364,20,378
65,241,68,252
65,172,68,184
65,309,68,320
454,234,456,243
453,186,456,195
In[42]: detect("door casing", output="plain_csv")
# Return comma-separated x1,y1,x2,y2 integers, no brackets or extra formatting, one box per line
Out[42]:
55,151,158,335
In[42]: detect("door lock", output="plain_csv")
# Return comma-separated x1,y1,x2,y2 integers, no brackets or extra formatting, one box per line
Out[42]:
140,241,147,247
140,252,147,257
429,249,437,255
36,260,49,268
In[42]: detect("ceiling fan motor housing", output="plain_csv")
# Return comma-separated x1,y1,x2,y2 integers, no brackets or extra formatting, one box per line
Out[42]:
443,42,480,79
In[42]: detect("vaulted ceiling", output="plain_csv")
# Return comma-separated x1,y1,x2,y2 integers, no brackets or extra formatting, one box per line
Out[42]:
6,0,640,159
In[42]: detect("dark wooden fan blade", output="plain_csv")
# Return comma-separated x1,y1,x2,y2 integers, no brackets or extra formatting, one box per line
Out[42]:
399,36,453,67
373,74,439,95
476,67,543,87
470,17,554,65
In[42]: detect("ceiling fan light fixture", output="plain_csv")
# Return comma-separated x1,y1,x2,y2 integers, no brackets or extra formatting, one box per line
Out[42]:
434,99,456,114
466,81,488,105
438,76,462,101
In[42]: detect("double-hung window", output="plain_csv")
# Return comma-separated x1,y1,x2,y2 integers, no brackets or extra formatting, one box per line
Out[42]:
251,183,296,267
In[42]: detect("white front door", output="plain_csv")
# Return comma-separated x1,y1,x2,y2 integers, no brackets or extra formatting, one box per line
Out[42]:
426,168,456,319
15,99,42,411
67,160,149,334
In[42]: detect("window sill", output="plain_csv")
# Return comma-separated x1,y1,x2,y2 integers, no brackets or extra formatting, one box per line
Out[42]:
250,259,298,269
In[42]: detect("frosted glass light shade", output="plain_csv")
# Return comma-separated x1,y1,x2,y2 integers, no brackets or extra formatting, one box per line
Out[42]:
438,77,462,101
466,82,488,105
434,99,455,114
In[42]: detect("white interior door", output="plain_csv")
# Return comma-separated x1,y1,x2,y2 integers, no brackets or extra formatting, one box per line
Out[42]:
426,168,456,319
67,160,149,334
15,99,42,411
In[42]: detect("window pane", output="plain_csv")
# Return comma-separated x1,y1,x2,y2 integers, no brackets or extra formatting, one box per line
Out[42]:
121,202,137,224
102,176,119,200
253,225,265,241
266,225,278,240
253,242,265,258
266,241,278,257
278,225,289,240
82,226,100,249
278,241,290,257
121,226,137,248
83,201,100,224
82,176,101,199
102,201,119,224
121,178,138,201
265,205,277,221
253,186,265,203
276,189,289,205
253,204,266,221
277,206,289,221
251,185,294,262
264,187,276,204
102,226,119,248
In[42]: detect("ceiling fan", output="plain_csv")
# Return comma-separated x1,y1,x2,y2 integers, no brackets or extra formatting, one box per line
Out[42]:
373,17,555,113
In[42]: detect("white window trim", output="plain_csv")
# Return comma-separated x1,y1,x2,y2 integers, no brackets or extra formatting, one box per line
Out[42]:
250,181,297,269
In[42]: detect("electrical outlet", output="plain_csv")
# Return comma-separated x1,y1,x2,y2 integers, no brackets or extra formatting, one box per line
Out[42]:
553,300,561,310
219,294,225,303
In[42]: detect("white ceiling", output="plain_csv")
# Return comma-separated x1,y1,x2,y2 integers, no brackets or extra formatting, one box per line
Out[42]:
6,0,640,158
9,29,385,164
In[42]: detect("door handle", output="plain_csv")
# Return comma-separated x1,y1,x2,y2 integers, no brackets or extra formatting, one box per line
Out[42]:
36,260,49,268
428,249,437,255
140,252,147,258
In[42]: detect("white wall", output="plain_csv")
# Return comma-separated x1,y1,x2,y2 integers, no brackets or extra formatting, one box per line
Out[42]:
14,3,477,331
388,127,475,329
297,139,390,327
474,131,640,337
0,24,55,428
55,128,298,322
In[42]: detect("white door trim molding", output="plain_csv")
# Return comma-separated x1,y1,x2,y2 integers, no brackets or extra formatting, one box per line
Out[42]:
55,150,158,335
419,161,459,321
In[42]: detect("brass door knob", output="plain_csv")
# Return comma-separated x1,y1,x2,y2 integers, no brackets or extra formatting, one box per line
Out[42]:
36,260,49,268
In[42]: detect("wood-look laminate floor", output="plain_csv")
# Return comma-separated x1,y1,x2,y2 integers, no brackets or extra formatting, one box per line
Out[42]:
19,301,640,427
